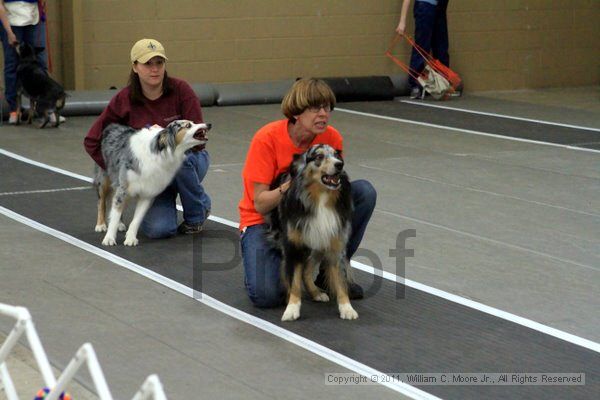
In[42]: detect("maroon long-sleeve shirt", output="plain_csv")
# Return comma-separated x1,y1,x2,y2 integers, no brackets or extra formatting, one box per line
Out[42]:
83,77,203,169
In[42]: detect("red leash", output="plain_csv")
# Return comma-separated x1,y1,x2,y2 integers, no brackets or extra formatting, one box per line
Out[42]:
385,33,462,91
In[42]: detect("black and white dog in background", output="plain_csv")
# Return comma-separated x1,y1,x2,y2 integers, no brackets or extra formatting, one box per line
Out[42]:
94,120,211,246
267,144,358,321
15,42,66,128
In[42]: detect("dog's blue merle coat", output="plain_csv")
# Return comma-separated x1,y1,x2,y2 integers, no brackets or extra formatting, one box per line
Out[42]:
93,124,139,206
93,119,210,247
93,121,192,205
267,144,353,295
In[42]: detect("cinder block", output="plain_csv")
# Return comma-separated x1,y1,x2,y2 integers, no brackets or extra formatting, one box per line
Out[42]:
235,39,273,60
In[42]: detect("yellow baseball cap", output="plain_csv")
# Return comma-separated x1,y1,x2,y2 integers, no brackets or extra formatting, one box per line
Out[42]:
130,38,168,64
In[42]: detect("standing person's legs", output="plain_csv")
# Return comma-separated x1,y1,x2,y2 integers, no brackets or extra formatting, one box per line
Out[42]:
19,22,47,70
241,224,285,308
175,150,212,228
408,1,437,89
432,0,450,67
20,23,48,118
34,22,47,70
0,26,21,112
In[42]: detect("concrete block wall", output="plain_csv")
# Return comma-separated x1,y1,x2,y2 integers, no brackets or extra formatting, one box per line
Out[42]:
449,0,600,90
75,0,404,90
1,0,599,93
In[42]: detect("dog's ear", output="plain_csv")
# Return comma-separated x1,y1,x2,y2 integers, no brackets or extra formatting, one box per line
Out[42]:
166,119,192,132
153,128,175,152
292,153,304,163
289,152,307,178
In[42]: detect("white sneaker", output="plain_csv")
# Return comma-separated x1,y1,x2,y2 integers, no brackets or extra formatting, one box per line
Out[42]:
49,114,66,124
8,111,18,124
409,87,422,99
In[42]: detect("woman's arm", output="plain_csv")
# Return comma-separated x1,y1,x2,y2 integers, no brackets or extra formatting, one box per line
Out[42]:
0,1,18,46
396,0,411,34
83,93,129,169
253,180,291,215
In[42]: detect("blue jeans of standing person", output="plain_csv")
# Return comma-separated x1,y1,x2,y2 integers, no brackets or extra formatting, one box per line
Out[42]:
241,180,377,308
141,150,211,238
408,0,450,89
0,22,47,112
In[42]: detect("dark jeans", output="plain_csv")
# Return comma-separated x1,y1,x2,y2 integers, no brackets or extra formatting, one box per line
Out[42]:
240,180,377,308
408,0,450,89
0,22,47,111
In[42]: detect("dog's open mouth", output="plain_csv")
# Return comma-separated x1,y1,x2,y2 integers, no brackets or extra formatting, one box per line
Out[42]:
193,128,208,141
321,173,341,189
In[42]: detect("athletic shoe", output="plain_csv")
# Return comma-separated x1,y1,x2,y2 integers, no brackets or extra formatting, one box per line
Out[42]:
8,111,18,124
49,114,66,124
409,87,422,99
177,221,204,234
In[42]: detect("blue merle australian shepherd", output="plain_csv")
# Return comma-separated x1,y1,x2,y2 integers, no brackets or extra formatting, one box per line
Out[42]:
94,120,211,246
267,144,358,321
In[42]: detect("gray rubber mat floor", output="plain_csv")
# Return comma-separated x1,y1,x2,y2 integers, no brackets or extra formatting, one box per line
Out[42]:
1,150,598,400
340,101,600,149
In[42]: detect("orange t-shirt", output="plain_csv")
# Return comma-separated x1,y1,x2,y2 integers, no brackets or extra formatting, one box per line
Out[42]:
238,119,343,230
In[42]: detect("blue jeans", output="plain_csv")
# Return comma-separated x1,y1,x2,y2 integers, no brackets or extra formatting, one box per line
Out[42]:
409,0,449,89
141,150,211,238
0,22,47,112
241,179,377,308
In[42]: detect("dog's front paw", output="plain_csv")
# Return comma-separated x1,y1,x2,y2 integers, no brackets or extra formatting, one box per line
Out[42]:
339,303,358,320
102,235,117,246
281,303,301,321
94,223,107,232
313,292,330,302
123,235,139,247
118,221,127,232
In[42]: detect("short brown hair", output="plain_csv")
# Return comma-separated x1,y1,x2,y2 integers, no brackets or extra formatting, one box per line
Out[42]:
281,78,336,122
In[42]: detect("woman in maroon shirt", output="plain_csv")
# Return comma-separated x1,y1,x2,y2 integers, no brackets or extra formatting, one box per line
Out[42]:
84,38,211,238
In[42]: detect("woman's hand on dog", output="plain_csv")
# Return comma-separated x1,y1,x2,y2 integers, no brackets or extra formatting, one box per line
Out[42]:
279,180,291,194
253,179,290,215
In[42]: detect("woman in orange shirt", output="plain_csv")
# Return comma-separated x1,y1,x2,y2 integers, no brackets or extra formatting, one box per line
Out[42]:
238,78,376,307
